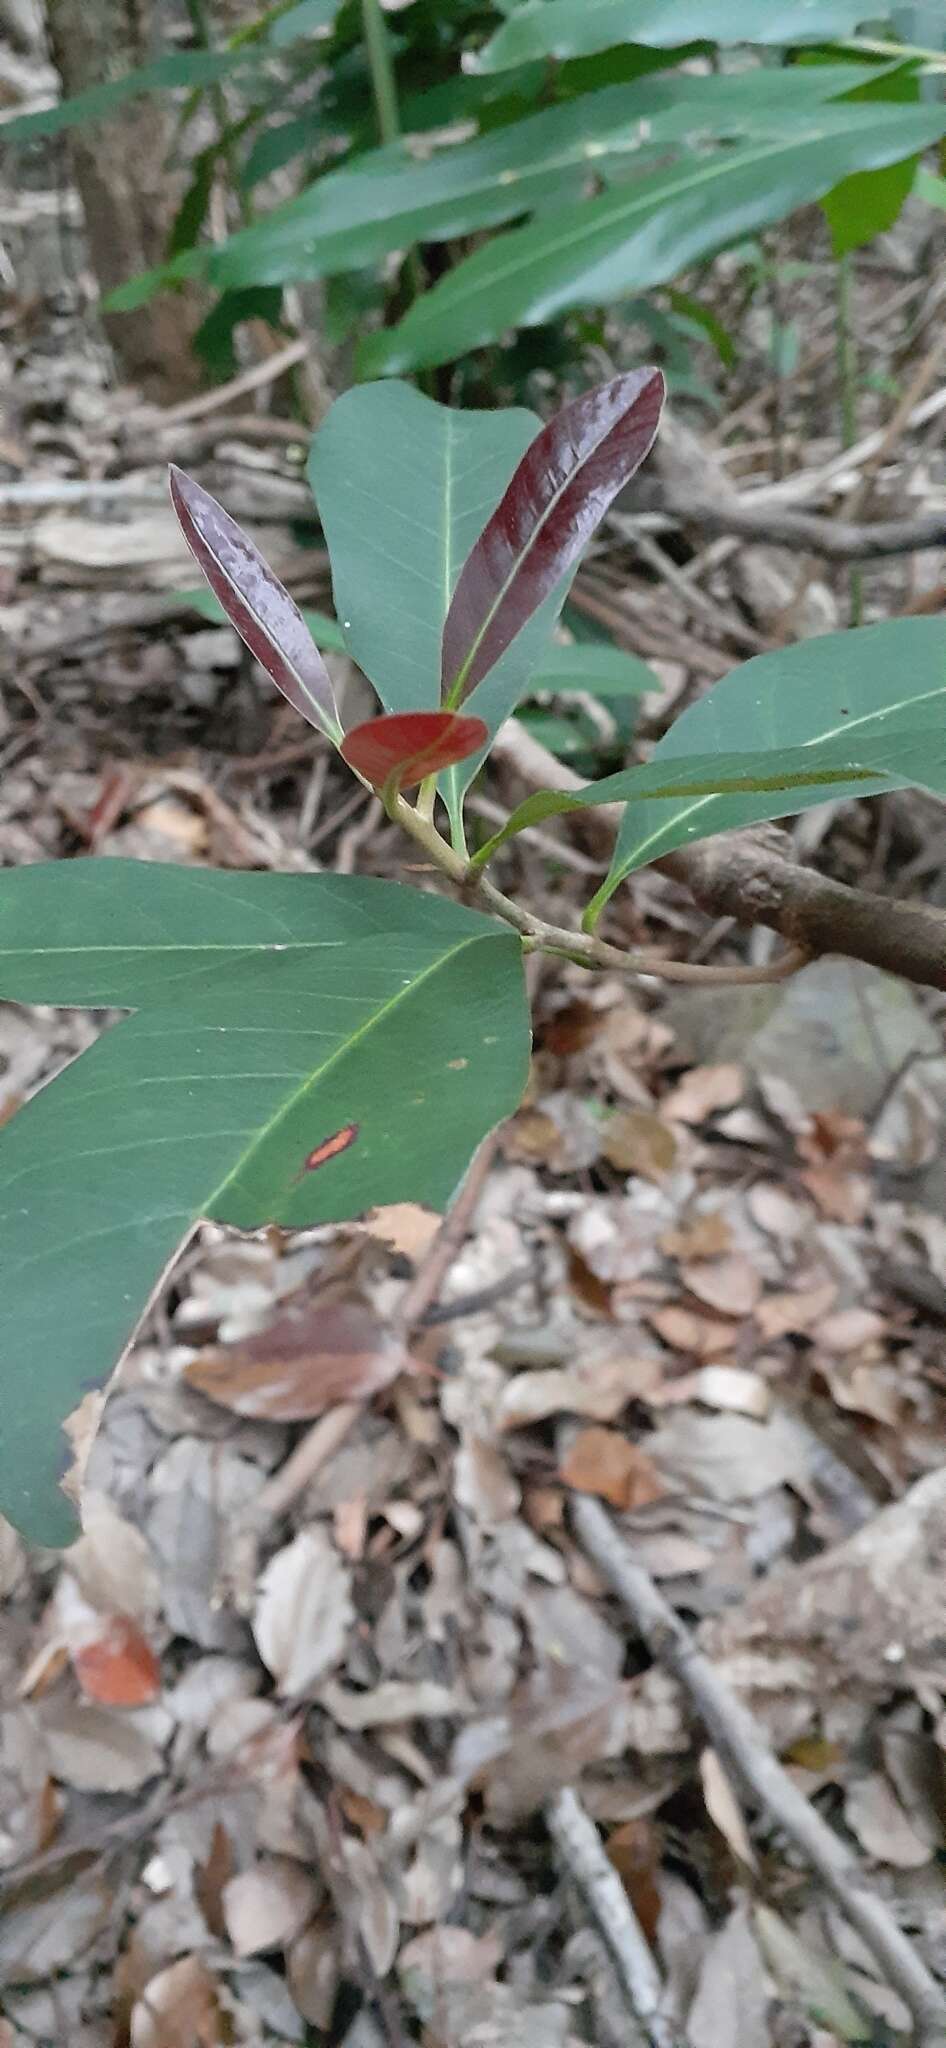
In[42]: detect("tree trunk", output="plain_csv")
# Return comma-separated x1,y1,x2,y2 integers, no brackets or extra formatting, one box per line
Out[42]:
46,0,204,400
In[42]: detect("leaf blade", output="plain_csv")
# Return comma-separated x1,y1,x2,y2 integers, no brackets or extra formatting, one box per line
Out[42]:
441,369,665,701
340,711,488,791
0,864,529,1543
168,466,342,741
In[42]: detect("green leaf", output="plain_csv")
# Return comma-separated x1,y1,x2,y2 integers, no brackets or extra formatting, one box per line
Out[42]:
0,862,528,1544
822,59,922,254
307,380,542,714
916,164,946,209
472,0,880,71
0,48,254,141
178,586,346,651
530,642,660,696
600,616,946,901
360,102,946,374
206,65,872,293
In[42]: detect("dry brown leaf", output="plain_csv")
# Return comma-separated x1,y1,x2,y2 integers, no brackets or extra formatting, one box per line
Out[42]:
131,1954,222,2048
602,1108,676,1179
700,1746,757,1870
648,1305,737,1359
799,1164,870,1224
559,1426,665,1510
253,1527,353,1696
754,1280,837,1341
682,1254,762,1318
647,1408,811,1504
37,1698,163,1792
496,1352,661,1431
605,1818,663,1943
185,1296,409,1420
820,1359,901,1426
223,1857,319,1956
819,1308,886,1354
662,1063,744,1124
661,1210,731,1260
747,1181,808,1240
359,1201,442,1259
844,1772,932,1869
287,1919,340,2029
72,1616,161,1708
648,1366,770,1420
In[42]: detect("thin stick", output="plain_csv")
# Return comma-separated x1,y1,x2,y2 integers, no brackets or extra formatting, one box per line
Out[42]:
545,1787,685,2048
148,338,310,425
569,1489,946,2045
233,1127,502,1574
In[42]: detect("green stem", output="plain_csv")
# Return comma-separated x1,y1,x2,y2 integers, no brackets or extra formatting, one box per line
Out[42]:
836,251,862,627
185,0,255,228
361,0,401,148
360,0,429,339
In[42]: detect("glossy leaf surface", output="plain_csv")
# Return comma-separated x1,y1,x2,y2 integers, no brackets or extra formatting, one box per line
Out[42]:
530,642,659,697
442,371,664,702
179,585,346,653
0,863,528,1544
308,380,555,728
340,711,488,792
602,618,946,901
473,0,878,69
206,66,868,294
169,467,342,741
361,103,946,374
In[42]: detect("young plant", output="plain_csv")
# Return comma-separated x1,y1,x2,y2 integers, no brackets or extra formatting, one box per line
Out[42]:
3,368,946,1546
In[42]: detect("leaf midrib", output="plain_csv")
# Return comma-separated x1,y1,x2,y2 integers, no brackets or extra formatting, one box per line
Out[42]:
203,926,505,1215
612,678,946,881
419,105,940,320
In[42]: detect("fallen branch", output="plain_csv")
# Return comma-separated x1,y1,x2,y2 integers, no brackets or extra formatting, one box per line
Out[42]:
490,721,946,994
569,1490,946,2045
545,1787,685,2048
655,490,946,561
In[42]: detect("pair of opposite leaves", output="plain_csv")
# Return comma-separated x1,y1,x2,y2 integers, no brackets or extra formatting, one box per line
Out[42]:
169,367,666,794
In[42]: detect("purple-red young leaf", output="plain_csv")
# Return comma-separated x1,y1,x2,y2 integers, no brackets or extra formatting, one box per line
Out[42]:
441,368,665,703
168,464,342,740
340,710,488,792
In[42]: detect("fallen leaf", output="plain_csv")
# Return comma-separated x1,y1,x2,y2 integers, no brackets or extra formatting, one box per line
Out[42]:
700,1747,757,1870
0,1867,112,1982
662,1064,744,1123
754,1281,837,1342
287,1919,340,2029
605,1818,662,1943
360,1202,441,1259
648,1305,737,1359
819,1308,886,1354
661,1210,731,1260
602,1108,676,1178
682,1254,762,1318
223,1857,319,1956
497,1352,660,1430
73,1616,161,1708
185,1296,409,1420
253,1526,353,1696
689,1903,769,2048
37,1699,163,1792
195,1822,233,1940
559,1426,665,1510
844,1772,932,1868
648,1366,770,1419
131,1954,222,2048
647,1409,811,1504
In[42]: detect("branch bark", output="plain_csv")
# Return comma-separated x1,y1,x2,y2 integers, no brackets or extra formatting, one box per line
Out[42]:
490,721,946,994
652,489,946,560
545,1787,685,2048
569,1490,946,2045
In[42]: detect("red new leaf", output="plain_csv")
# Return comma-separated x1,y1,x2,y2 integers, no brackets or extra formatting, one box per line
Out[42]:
168,465,342,740
340,710,488,792
441,368,665,702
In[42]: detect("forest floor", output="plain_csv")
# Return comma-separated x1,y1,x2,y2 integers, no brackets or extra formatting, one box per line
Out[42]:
4,38,946,2048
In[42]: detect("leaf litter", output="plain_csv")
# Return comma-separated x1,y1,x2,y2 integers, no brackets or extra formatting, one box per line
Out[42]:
4,176,946,2044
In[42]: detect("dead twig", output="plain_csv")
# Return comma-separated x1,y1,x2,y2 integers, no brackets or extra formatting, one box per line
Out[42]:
132,337,310,426
546,1787,685,2048
569,1489,946,2046
654,491,946,561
